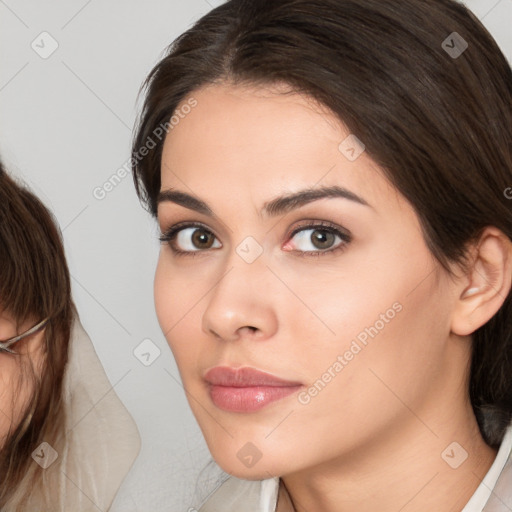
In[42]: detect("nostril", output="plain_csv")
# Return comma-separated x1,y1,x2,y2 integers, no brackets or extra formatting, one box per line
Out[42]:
239,325,258,337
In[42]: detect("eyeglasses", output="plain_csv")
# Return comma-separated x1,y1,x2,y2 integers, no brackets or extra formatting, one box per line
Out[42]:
0,317,49,354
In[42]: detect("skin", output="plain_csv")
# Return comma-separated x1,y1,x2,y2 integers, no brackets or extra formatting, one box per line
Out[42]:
0,310,45,447
154,82,512,512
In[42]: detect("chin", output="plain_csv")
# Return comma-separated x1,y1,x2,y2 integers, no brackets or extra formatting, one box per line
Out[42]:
195,413,296,478
207,443,289,481
215,459,279,481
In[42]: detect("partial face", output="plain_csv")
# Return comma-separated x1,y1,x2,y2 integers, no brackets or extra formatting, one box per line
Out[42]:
0,310,45,446
155,83,460,479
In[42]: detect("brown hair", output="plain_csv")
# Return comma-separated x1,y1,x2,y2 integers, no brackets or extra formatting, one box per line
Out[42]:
0,162,73,509
131,0,512,447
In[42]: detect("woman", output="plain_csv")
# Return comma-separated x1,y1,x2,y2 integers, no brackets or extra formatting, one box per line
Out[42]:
131,0,512,510
0,161,140,511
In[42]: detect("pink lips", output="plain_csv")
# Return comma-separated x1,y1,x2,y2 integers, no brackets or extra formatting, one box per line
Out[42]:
204,366,303,413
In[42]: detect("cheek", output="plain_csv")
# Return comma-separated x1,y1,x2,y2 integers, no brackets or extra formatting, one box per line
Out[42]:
154,253,194,333
0,365,15,444
0,358,35,447
285,243,450,419
154,254,207,367
300,272,450,425
154,255,171,333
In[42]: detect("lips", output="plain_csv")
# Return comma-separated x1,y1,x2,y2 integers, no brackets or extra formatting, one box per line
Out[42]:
204,366,303,413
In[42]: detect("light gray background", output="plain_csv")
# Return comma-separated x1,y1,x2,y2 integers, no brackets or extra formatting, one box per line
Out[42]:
0,1,511,511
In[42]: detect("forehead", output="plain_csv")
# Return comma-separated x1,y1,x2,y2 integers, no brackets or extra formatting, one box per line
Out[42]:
159,82,401,216
163,82,341,158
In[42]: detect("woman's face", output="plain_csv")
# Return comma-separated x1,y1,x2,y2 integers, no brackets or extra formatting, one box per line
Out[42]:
155,82,465,479
0,310,45,446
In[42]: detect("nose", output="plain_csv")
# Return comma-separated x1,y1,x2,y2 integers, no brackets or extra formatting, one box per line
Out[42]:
201,257,278,343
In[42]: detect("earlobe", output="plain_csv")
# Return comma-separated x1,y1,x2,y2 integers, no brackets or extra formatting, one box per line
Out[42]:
451,228,512,337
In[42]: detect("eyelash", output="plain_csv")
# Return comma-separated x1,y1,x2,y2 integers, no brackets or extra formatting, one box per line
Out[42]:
158,220,352,258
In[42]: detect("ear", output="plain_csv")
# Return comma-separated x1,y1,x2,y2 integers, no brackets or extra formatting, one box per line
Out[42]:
451,227,512,336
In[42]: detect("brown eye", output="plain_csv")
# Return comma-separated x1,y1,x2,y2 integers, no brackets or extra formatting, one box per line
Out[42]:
160,225,222,253
191,228,216,249
285,222,351,256
310,229,336,250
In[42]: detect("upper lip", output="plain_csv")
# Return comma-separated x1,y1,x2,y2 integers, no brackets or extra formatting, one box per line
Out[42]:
204,366,302,387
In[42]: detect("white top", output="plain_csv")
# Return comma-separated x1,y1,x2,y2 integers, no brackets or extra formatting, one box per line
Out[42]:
198,421,512,512
462,422,512,511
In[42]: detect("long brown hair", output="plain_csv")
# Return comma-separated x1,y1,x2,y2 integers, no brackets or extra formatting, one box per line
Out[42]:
131,0,512,447
0,162,73,509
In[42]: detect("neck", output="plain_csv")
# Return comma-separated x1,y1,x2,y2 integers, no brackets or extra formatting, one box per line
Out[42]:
277,406,497,512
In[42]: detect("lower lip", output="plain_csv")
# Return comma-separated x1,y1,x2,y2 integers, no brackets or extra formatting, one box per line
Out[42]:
208,384,302,412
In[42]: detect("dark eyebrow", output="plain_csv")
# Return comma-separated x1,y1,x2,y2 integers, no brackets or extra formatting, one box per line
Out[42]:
157,185,371,218
262,185,370,216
